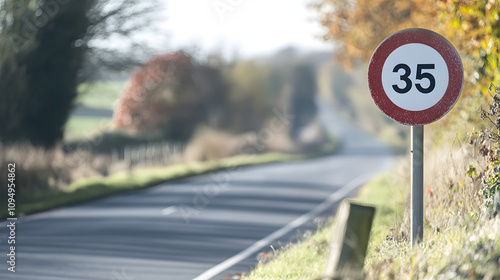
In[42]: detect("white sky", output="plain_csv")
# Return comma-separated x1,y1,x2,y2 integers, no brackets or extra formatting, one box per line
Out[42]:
160,0,333,58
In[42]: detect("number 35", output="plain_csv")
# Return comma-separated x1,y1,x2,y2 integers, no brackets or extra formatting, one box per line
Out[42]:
392,64,436,94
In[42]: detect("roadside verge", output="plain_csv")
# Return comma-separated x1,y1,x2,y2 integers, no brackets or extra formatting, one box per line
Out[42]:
1,135,340,219
243,171,406,279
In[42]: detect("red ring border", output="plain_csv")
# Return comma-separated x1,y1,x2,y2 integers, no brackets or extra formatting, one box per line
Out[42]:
368,28,463,126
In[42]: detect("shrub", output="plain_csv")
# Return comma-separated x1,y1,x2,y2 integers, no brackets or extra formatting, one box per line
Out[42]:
228,60,275,133
112,52,231,141
471,84,500,212
0,139,185,195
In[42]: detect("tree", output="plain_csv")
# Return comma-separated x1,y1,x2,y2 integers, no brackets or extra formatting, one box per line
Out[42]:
0,0,161,147
313,0,500,94
112,52,231,141
0,0,92,147
228,60,274,132
290,63,318,139
314,0,439,66
81,0,161,77
437,0,500,94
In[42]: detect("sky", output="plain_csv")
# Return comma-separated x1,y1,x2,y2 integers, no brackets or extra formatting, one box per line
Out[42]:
159,0,333,58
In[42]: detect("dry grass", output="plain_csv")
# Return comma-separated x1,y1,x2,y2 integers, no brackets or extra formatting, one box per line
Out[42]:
364,132,499,279
423,135,486,232
185,121,327,162
0,123,327,194
0,140,185,195
0,123,335,218
184,126,256,162
1,143,58,193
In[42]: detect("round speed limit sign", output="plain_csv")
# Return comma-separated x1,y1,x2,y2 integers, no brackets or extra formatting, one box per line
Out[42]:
368,28,463,125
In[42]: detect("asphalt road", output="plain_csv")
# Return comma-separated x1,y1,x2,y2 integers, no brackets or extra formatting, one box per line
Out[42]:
0,103,394,280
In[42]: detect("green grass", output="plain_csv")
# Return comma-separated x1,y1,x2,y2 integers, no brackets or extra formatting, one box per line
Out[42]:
64,117,111,140
1,136,340,219
246,219,334,279
245,169,500,279
244,172,406,280
76,81,125,110
65,81,124,140
355,173,407,251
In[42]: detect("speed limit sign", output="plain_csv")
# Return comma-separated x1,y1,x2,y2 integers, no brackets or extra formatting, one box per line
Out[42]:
368,28,463,125
368,28,463,247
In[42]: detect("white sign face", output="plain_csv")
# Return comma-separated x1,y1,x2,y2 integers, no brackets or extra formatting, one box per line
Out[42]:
381,43,449,111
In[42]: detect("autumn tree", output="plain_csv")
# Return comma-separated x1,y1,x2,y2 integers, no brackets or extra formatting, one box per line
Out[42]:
314,0,439,66
112,52,231,141
437,0,500,94
314,0,499,94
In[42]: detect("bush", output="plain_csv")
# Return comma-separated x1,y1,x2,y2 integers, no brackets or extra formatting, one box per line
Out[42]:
112,52,231,141
471,84,500,213
0,138,185,195
227,60,275,133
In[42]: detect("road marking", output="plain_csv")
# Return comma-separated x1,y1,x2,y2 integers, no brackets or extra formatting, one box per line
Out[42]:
161,206,178,216
192,174,375,280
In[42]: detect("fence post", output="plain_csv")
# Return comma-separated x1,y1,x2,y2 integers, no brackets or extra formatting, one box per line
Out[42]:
323,200,376,279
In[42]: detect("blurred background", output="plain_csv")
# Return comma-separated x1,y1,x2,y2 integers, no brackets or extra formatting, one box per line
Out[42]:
0,0,498,215
0,0,347,198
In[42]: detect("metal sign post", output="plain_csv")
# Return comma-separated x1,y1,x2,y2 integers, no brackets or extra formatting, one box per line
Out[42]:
368,28,463,247
411,125,424,246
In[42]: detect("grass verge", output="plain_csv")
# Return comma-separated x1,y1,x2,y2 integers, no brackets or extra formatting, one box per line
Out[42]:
245,167,500,279
244,172,406,280
1,136,340,219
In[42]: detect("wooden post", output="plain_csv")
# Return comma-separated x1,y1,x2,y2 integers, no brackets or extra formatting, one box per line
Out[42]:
323,200,376,279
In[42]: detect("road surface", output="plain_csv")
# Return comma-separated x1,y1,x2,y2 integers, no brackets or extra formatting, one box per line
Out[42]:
0,103,394,279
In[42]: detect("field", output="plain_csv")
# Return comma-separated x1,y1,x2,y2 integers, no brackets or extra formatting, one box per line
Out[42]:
64,81,125,140
75,81,125,110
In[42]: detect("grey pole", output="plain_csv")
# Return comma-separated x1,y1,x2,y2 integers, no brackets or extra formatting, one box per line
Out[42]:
411,125,424,248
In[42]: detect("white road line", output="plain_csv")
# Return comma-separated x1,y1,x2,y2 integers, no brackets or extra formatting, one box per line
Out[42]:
192,174,375,280
161,206,178,216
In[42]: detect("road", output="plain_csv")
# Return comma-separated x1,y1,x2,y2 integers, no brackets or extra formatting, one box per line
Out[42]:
0,103,394,280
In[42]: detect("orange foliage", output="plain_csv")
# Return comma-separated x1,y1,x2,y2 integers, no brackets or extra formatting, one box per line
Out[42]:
112,52,203,134
315,0,440,67
438,0,500,94
315,0,499,92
